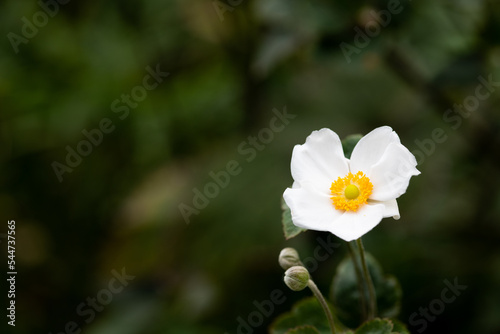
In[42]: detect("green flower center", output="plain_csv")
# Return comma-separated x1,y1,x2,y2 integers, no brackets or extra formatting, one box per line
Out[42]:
344,184,360,200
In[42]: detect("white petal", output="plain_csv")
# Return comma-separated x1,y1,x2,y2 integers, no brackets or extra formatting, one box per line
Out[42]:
290,128,349,191
368,142,420,201
370,199,400,219
283,182,343,232
350,126,400,174
326,204,385,242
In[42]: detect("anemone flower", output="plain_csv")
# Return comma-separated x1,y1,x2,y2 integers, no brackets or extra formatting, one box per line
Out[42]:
283,126,420,242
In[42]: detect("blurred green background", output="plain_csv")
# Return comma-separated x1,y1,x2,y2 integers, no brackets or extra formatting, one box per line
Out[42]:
1,0,500,333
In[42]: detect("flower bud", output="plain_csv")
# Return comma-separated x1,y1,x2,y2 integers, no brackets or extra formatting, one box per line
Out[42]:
284,266,310,291
278,247,302,270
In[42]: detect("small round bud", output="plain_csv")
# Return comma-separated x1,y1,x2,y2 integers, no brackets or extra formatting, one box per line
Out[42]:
279,247,302,270
284,266,310,291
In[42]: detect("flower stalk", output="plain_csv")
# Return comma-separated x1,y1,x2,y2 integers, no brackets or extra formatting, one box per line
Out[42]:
307,279,337,334
347,241,368,320
281,248,336,334
356,238,377,320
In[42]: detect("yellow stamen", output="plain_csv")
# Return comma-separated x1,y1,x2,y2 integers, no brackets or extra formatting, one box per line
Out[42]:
330,171,373,212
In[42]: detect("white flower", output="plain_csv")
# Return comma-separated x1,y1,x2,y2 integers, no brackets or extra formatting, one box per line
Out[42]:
283,126,420,242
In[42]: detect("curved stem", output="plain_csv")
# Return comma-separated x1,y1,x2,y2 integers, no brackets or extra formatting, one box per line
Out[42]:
356,238,377,320
308,279,337,334
347,241,367,320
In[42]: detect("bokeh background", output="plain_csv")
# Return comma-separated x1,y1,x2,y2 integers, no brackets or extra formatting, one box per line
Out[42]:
1,0,500,333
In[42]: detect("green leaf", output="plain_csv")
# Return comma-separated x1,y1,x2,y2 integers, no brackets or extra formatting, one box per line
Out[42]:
353,318,410,334
341,134,362,159
330,253,402,328
355,318,393,334
282,197,306,240
285,325,321,334
270,297,345,334
390,319,410,334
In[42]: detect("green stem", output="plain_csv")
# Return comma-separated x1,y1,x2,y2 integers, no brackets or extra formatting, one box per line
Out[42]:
308,279,337,334
347,241,368,320
356,238,377,320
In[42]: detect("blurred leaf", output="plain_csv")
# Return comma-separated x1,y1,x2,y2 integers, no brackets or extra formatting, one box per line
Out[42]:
395,0,483,75
285,325,321,334
282,197,306,240
252,31,302,78
391,319,410,334
330,253,402,328
86,298,160,334
270,297,345,334
352,318,409,334
342,134,362,159
355,318,393,334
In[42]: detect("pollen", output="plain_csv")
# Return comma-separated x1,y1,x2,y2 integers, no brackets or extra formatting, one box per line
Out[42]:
330,171,373,212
